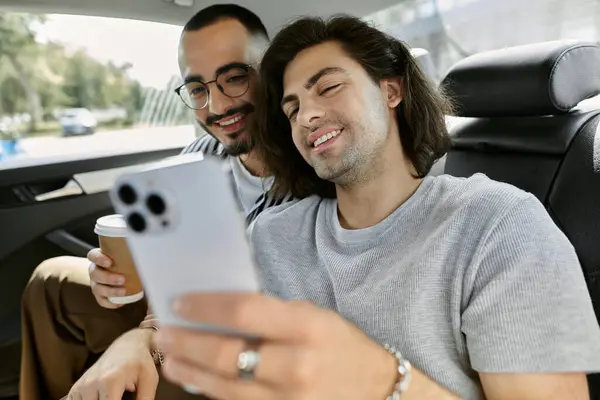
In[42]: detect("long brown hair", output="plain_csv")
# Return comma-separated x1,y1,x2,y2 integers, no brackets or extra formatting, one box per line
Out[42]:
251,15,453,199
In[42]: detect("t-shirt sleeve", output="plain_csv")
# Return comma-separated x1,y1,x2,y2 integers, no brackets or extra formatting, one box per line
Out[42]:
461,194,600,373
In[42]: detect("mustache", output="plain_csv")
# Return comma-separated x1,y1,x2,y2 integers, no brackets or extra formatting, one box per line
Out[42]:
206,103,255,126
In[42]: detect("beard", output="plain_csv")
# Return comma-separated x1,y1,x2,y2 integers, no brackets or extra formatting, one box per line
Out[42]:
307,115,387,187
198,101,255,157
222,133,252,156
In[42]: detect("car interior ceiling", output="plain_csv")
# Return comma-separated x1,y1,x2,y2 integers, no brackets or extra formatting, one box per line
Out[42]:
9,0,404,34
1,1,600,398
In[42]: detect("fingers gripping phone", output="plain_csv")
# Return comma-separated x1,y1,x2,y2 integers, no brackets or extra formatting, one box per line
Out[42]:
109,152,260,337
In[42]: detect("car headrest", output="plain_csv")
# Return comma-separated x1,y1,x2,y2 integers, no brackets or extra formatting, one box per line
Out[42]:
411,48,438,82
441,41,600,118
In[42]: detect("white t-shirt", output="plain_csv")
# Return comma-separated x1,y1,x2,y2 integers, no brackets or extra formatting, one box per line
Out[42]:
230,156,274,215
181,134,292,225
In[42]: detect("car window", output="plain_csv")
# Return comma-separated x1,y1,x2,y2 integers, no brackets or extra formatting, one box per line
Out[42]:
366,0,600,83
0,13,196,164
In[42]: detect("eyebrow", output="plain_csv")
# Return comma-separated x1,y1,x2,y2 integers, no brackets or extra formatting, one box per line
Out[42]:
280,67,347,107
184,62,249,84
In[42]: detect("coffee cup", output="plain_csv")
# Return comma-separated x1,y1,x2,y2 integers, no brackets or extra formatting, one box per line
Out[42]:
94,214,144,304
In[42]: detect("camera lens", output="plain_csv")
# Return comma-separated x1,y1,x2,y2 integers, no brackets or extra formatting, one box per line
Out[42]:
118,184,137,205
127,212,147,233
146,194,166,215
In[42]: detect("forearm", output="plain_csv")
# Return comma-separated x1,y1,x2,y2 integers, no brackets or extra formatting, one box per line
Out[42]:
404,367,462,399
116,324,155,348
100,325,157,364
378,351,462,399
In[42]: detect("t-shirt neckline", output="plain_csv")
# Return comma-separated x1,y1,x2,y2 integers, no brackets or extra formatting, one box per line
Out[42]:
325,175,435,244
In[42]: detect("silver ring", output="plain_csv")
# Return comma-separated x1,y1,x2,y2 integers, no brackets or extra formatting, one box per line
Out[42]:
237,348,261,381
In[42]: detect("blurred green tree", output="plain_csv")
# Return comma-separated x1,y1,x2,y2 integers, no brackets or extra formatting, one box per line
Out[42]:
0,13,45,132
0,12,152,133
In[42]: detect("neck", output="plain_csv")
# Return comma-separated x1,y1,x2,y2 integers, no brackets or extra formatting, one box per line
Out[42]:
335,144,422,230
238,149,269,177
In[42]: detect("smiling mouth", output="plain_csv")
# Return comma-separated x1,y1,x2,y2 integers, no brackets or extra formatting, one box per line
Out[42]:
211,113,250,136
313,129,342,148
216,114,244,127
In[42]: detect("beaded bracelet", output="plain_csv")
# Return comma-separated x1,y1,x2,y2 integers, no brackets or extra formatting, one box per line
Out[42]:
383,344,412,399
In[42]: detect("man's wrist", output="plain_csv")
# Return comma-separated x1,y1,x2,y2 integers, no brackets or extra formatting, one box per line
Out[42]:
400,364,462,399
137,319,164,366
124,326,155,346
383,344,412,399
109,326,155,355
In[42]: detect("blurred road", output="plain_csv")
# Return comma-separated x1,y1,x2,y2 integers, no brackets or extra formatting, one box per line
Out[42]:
18,125,196,159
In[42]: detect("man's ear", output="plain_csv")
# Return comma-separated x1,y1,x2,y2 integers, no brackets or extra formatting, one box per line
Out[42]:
381,78,403,108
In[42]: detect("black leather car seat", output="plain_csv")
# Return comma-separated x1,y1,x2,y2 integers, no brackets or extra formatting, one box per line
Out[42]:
441,40,600,398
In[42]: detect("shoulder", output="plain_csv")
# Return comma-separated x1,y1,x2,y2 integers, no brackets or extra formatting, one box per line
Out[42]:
432,174,575,264
423,173,564,255
251,195,323,229
180,134,227,158
245,190,297,225
433,173,531,205
247,195,323,240
430,173,539,225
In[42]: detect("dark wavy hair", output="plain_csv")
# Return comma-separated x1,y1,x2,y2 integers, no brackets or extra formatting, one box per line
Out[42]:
252,15,453,199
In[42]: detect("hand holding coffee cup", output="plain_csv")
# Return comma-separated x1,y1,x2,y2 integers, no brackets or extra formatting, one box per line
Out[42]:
88,248,125,309
93,215,144,305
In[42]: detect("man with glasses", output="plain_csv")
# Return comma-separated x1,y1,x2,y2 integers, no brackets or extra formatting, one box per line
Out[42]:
19,5,290,400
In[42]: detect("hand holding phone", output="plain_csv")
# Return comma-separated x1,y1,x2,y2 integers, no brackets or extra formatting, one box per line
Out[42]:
109,152,260,337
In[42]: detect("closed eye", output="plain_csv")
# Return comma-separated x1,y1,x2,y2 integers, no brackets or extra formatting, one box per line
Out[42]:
320,83,342,95
287,108,299,121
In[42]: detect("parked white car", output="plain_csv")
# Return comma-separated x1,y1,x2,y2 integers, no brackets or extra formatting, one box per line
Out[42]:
59,108,98,136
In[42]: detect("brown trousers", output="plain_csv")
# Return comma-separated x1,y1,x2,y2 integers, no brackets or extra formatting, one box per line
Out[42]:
19,256,208,400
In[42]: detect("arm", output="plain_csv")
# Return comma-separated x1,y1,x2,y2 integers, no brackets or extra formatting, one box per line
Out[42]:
480,372,589,400
67,324,159,399
138,306,163,365
154,293,465,400
461,195,600,400
400,368,462,399
403,368,589,400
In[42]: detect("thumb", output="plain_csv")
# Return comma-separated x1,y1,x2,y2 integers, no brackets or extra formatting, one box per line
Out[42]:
88,248,113,268
135,364,159,400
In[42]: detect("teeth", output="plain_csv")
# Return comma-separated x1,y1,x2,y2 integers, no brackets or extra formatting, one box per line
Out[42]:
219,115,243,126
313,130,341,147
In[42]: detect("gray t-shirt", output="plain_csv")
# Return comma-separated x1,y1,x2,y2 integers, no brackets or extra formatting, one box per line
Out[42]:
249,173,600,400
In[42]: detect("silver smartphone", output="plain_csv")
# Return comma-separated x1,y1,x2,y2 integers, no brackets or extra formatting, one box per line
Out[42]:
109,152,260,337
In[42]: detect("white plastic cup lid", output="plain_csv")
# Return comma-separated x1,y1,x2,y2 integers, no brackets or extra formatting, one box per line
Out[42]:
94,214,128,237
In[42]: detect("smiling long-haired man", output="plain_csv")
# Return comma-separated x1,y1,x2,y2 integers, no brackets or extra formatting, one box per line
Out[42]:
154,15,600,400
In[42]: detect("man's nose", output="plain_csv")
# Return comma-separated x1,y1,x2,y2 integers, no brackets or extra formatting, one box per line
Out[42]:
208,86,235,116
297,101,326,128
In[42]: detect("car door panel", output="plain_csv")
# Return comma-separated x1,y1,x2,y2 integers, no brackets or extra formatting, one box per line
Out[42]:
0,146,182,398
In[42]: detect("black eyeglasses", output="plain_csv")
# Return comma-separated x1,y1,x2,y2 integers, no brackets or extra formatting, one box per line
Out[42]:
175,64,255,110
